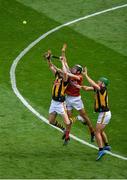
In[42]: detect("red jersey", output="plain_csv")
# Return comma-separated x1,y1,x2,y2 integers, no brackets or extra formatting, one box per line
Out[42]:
65,75,83,96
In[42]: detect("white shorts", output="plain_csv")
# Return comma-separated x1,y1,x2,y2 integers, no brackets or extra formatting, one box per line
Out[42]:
97,111,111,125
65,95,84,111
49,99,67,115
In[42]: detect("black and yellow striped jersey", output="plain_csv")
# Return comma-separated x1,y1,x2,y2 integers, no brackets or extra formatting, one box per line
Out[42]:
52,71,68,102
94,87,109,112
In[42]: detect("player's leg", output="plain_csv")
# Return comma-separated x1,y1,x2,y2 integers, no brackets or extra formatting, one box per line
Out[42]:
66,109,76,123
49,100,65,130
66,95,95,141
101,111,111,151
48,112,57,124
67,109,73,118
68,95,95,141
78,108,95,142
48,112,65,130
62,112,71,133
55,101,71,144
95,123,106,160
96,111,111,160
95,123,105,148
101,131,111,151
61,112,71,145
65,96,76,123
101,131,108,145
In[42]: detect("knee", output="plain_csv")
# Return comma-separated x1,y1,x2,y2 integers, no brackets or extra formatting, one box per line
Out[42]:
67,111,72,118
79,111,88,119
49,120,52,124
79,110,85,116
65,118,72,126
48,113,56,124
95,127,102,134
49,119,54,125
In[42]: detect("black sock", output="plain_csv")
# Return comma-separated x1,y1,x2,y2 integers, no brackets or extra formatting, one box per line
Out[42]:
99,148,103,151
91,132,95,136
105,142,109,146
54,121,65,130
83,121,87,125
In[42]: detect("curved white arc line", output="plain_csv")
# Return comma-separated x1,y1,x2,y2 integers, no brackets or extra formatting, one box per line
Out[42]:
10,4,127,160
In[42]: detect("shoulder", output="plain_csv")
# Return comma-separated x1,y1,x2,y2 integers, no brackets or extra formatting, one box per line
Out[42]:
77,74,83,81
55,71,59,77
79,74,83,80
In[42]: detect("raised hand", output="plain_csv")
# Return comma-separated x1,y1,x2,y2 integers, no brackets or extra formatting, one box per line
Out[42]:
62,43,67,52
43,50,52,60
82,66,87,76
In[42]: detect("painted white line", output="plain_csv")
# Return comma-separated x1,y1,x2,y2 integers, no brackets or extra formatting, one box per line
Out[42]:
10,4,127,160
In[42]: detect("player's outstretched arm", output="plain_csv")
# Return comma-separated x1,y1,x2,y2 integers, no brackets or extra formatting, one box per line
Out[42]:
43,50,58,74
82,85,94,91
61,43,67,57
67,72,80,80
83,67,100,90
60,56,68,82
73,83,94,91
61,43,70,73
60,56,80,80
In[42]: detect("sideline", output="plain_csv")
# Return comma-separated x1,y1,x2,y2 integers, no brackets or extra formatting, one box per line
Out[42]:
10,4,127,160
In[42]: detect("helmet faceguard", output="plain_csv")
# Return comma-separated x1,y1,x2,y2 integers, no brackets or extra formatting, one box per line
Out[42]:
74,64,83,73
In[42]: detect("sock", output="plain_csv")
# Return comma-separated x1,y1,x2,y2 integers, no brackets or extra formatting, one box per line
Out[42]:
105,142,109,146
54,121,65,130
99,148,103,151
69,116,76,123
65,130,70,140
83,121,87,125
91,131,95,136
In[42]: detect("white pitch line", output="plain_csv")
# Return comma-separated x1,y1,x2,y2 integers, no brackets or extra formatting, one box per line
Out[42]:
10,4,127,161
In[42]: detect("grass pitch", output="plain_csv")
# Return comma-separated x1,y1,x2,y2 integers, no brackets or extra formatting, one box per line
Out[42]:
0,0,127,178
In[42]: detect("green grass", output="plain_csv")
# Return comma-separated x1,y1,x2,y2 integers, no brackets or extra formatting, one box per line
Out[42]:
0,0,127,178
17,0,127,56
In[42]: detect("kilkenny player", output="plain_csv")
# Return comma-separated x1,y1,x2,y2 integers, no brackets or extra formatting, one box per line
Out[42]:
44,46,80,145
76,67,111,160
